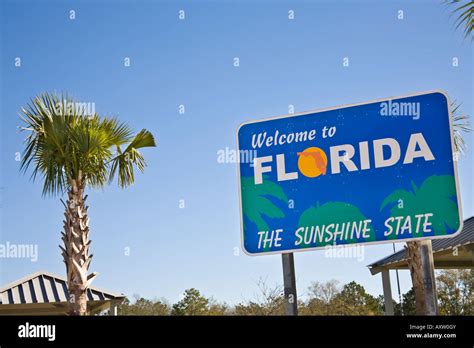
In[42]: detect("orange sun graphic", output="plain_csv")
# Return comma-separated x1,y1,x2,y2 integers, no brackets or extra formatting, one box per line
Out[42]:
297,147,328,178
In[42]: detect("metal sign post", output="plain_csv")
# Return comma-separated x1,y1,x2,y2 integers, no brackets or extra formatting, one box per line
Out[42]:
281,253,298,315
420,240,439,315
393,243,403,314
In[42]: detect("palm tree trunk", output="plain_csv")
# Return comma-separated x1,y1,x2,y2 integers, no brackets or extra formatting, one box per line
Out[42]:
60,178,94,315
406,241,426,314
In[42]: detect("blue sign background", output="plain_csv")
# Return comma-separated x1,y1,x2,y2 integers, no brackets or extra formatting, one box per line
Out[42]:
237,91,462,255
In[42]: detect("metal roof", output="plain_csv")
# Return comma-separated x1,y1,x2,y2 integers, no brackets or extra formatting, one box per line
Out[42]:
0,271,125,305
368,216,474,273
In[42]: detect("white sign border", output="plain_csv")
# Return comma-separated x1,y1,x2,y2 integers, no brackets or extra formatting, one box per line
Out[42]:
236,89,464,256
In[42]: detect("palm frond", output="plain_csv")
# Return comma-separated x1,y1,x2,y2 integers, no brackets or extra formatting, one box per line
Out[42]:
19,92,156,195
450,100,472,154
108,130,156,187
445,0,473,39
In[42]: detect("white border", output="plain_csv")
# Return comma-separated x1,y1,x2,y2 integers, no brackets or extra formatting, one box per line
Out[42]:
236,90,464,256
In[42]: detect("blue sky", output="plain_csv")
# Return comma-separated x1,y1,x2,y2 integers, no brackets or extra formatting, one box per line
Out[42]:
0,0,472,305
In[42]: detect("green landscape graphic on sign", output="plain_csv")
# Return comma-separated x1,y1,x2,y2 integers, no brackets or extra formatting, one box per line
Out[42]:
240,173,461,253
298,202,376,248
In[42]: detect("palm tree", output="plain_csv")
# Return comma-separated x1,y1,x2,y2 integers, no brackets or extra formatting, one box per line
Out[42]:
445,0,473,39
240,176,287,252
19,92,156,315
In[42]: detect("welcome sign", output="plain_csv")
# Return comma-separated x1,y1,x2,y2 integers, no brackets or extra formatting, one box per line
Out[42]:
237,91,462,255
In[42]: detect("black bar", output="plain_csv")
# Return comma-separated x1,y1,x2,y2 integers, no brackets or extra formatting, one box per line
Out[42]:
0,315,472,346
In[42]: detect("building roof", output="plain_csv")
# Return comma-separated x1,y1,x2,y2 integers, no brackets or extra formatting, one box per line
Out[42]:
368,216,474,274
0,271,125,315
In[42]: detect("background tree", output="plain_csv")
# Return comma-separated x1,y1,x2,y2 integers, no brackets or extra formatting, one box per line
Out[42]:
171,288,210,315
332,281,382,315
233,278,285,315
207,298,230,315
437,269,473,315
20,92,156,315
393,288,416,315
303,279,340,315
300,280,382,315
112,275,474,316
117,295,170,315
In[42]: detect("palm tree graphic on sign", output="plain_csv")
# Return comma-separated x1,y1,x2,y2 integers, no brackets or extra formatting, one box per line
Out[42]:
241,176,288,251
380,175,460,238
